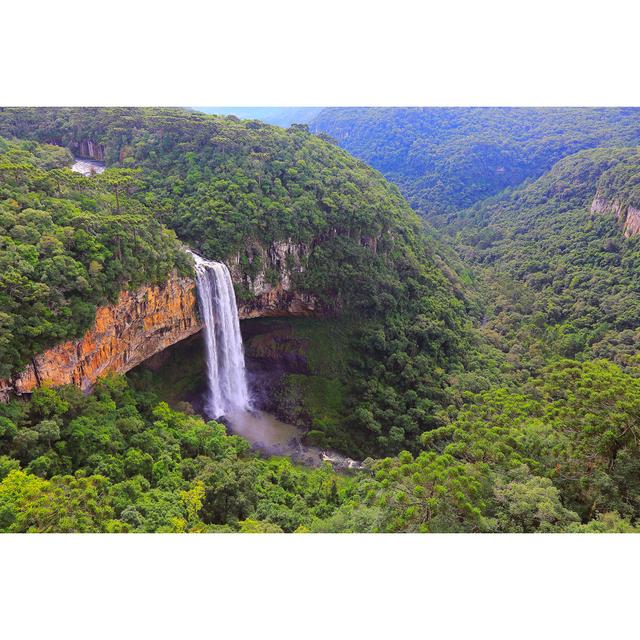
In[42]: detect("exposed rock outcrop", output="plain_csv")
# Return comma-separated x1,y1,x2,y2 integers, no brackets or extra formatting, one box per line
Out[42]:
591,193,640,237
0,274,201,399
0,240,327,400
238,286,319,318
590,195,627,222
228,239,320,317
73,140,105,162
624,205,640,237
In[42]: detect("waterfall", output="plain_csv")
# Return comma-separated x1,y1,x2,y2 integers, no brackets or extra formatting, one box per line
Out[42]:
188,251,251,418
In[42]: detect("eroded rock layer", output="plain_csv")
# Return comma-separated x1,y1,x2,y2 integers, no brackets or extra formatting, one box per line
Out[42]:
0,275,201,398
229,239,320,318
0,240,323,400
591,193,640,237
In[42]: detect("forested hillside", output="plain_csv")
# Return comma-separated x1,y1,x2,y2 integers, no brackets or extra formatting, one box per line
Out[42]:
455,148,640,375
311,107,640,219
303,108,640,532
0,107,457,309
0,136,189,378
3,108,640,533
0,108,485,457
309,107,640,380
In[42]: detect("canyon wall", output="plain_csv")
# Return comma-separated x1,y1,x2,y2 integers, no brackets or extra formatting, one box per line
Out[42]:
73,140,106,162
0,275,202,399
0,241,324,399
228,239,320,318
591,193,640,237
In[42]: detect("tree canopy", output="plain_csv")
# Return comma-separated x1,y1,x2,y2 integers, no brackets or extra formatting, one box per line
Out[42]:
0,136,189,378
310,107,640,219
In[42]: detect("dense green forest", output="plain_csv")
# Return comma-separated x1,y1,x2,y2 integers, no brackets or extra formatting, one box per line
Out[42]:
1,108,640,533
0,136,189,378
311,107,640,220
0,375,351,532
3,358,638,532
304,108,640,532
454,148,640,374
0,108,488,457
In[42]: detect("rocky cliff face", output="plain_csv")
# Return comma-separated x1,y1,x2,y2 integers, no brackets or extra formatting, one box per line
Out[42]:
73,140,105,162
624,205,640,237
591,193,640,237
228,239,320,318
0,240,326,400
0,275,201,399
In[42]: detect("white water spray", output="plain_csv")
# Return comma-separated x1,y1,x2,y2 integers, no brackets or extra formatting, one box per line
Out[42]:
188,251,251,418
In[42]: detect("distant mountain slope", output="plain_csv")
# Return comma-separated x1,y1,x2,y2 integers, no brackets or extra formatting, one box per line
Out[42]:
455,147,640,370
195,107,323,127
310,107,640,220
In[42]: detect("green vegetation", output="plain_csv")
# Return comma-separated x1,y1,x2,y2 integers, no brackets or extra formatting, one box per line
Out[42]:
309,359,640,532
0,375,352,532
311,107,640,220
0,136,190,378
454,148,640,375
241,314,505,457
6,359,637,533
300,109,640,532
0,108,477,457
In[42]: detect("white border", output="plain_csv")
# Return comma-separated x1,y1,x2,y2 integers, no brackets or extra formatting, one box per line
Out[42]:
2,0,639,106
1,533,638,639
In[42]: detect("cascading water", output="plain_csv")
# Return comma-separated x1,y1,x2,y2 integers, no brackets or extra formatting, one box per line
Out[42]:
188,251,251,418
187,250,361,470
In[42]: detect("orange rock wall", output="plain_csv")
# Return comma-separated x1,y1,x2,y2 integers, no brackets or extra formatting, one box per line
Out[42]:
0,241,325,400
0,274,202,397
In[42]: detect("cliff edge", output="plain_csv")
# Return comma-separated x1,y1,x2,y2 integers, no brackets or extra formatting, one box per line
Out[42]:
0,275,201,399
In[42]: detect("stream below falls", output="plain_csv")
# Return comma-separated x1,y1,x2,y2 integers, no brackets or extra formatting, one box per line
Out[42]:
71,157,105,176
208,407,364,471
